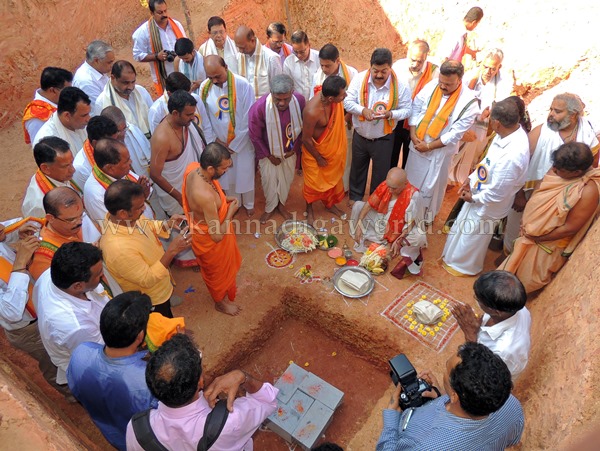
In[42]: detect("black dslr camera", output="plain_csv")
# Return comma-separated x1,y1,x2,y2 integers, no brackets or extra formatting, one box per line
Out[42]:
165,50,177,62
389,354,432,410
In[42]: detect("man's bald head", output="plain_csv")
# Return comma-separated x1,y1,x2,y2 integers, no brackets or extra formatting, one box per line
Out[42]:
43,186,82,218
386,168,408,195
234,26,257,55
204,56,228,86
101,106,126,126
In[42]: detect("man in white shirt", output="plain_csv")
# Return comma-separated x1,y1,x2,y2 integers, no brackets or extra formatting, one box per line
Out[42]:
311,43,358,99
32,87,91,152
132,0,186,96
452,270,531,379
84,138,154,223
283,30,320,101
344,48,412,205
72,115,120,189
95,61,154,137
22,67,73,145
449,48,513,185
442,99,529,276
34,241,109,386
0,219,58,388
391,40,440,168
174,37,206,94
200,56,256,215
23,137,80,218
198,16,239,74
73,41,115,105
405,60,479,221
265,22,293,67
234,26,282,100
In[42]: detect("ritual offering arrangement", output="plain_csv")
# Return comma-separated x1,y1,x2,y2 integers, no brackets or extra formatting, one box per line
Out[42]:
316,234,338,250
327,247,343,259
275,220,319,253
333,266,375,298
359,243,389,275
265,248,295,269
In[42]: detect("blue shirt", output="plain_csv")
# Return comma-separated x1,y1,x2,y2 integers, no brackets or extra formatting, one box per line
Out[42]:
67,342,157,450
376,394,524,451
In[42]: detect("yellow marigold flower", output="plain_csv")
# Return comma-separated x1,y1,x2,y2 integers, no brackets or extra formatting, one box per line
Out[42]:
409,325,415,330
429,331,435,336
434,326,440,332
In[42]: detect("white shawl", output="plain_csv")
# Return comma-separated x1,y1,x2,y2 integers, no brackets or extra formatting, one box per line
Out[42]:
265,94,302,158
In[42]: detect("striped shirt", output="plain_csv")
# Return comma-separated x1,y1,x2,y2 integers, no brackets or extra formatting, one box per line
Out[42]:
376,394,524,450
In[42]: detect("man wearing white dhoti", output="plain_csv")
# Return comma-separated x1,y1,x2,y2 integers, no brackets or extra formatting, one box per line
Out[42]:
406,60,479,222
198,16,239,74
449,49,513,185
234,26,282,100
33,87,91,153
249,74,305,223
503,93,600,253
201,56,256,215
94,61,153,137
443,99,529,276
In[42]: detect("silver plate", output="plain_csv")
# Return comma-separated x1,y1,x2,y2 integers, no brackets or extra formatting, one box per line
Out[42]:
274,220,318,253
332,266,375,298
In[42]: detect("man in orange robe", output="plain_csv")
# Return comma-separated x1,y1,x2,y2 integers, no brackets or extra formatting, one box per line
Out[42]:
500,142,600,293
301,75,348,225
182,143,242,316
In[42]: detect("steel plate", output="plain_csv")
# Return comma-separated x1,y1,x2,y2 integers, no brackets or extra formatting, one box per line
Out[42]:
332,266,375,298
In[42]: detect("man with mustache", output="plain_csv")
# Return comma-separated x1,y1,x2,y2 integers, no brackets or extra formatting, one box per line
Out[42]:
132,0,186,96
29,187,101,281
503,93,599,254
94,61,153,138
344,48,412,206
405,60,479,221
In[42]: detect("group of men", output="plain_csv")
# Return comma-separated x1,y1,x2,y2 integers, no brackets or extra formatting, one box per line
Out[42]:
4,0,600,449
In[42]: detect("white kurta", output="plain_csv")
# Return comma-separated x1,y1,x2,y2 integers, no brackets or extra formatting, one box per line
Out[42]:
32,112,87,153
237,43,282,99
449,70,513,184
132,18,186,84
73,61,110,105
94,84,153,135
200,74,255,194
83,170,154,222
310,62,358,99
72,146,92,189
478,308,531,379
405,80,479,220
177,50,206,95
442,128,530,275
126,123,152,177
283,49,320,101
24,91,57,145
199,36,239,74
22,174,78,218
34,269,109,385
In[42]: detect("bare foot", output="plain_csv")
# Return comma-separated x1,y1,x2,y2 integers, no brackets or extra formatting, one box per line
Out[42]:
246,207,255,217
348,199,355,207
277,204,292,220
260,210,274,224
215,301,241,316
326,205,346,219
306,209,314,226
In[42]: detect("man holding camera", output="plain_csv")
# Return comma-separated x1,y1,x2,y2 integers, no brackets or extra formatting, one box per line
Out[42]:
377,343,524,450
132,0,186,96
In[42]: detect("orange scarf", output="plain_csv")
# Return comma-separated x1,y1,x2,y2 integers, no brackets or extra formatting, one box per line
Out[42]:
0,256,36,319
83,140,95,166
3,217,45,235
358,70,399,134
368,180,418,243
22,100,56,144
415,82,462,140
403,62,437,130
92,165,136,190
148,17,185,95
313,61,351,96
34,169,82,195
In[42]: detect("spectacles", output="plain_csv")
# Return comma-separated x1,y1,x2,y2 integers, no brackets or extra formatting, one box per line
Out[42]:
211,30,226,36
53,215,82,224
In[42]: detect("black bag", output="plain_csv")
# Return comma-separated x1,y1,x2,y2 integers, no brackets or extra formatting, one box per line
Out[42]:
131,399,229,451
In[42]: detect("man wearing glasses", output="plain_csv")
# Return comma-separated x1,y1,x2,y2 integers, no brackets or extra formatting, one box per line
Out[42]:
265,22,293,67
283,30,320,101
199,16,239,74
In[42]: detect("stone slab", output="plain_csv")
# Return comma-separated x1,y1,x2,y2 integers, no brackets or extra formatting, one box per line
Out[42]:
298,372,344,410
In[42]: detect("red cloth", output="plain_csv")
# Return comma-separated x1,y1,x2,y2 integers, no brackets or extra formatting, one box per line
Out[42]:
368,181,418,243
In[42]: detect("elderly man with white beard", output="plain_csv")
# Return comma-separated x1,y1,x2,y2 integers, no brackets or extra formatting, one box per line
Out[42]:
503,93,600,254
